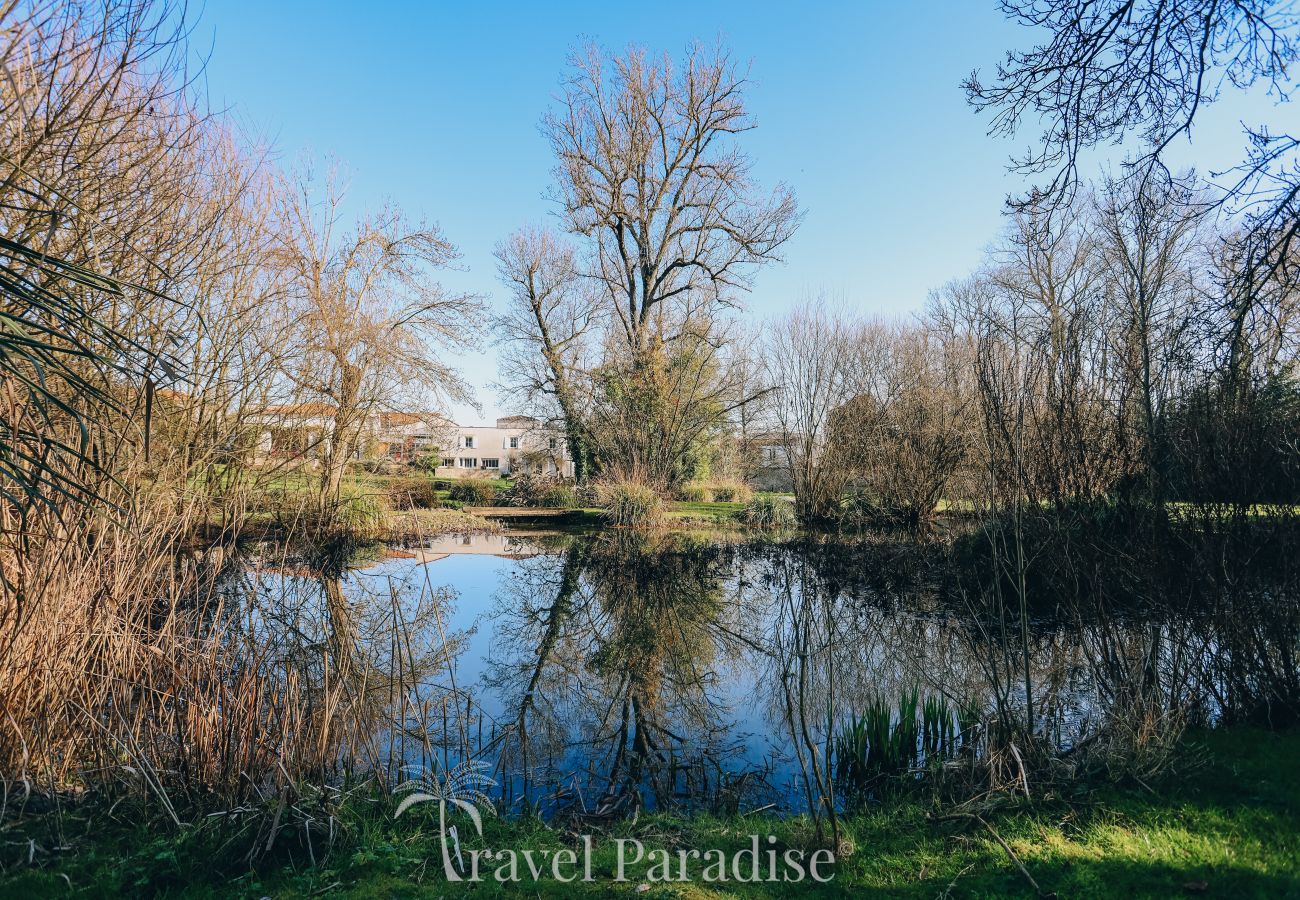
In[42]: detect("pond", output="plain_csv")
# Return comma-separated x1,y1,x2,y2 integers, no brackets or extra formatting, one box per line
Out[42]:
222,526,1299,819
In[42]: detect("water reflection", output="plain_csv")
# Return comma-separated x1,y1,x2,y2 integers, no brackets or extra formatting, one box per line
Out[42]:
224,529,1300,816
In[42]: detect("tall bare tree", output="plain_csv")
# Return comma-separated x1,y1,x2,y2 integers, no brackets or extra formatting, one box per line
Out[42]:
541,42,800,486
275,168,483,506
765,296,861,521
1095,173,1208,503
547,42,800,357
494,227,601,482
968,0,1298,338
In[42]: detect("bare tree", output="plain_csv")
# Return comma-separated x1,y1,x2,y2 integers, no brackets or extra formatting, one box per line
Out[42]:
540,42,800,487
547,42,801,358
275,167,483,506
765,296,860,521
967,1,1298,315
494,227,601,482
1094,172,1208,503
830,322,974,533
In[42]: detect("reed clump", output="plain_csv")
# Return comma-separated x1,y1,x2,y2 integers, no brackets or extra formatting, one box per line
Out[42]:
0,496,462,863
834,690,975,803
597,476,664,527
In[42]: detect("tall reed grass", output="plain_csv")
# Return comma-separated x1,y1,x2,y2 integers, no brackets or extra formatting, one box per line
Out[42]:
0,497,470,861
597,477,664,526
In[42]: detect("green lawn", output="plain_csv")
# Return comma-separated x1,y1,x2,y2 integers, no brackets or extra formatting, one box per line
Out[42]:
5,728,1297,897
666,499,747,521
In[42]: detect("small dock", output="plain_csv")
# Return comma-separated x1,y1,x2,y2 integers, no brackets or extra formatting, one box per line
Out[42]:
463,506,582,519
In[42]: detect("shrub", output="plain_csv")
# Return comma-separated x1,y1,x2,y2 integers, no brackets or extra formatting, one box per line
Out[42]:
387,476,440,510
676,481,713,503
410,454,441,474
448,478,498,505
737,494,796,528
711,481,754,504
329,489,389,536
499,473,576,508
538,485,580,508
597,478,664,527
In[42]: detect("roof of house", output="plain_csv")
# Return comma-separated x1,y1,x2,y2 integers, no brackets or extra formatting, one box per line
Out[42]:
258,402,338,417
379,411,445,428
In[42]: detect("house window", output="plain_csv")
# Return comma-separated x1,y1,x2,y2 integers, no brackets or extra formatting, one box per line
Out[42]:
508,437,519,449
463,436,475,449
442,457,455,468
483,458,500,469
767,447,777,461
459,457,477,468
548,437,558,450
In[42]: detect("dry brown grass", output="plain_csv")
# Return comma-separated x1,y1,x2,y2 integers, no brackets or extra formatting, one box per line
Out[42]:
0,496,467,840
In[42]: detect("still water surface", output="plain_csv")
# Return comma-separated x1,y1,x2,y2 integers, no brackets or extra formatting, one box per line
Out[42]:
228,528,1254,817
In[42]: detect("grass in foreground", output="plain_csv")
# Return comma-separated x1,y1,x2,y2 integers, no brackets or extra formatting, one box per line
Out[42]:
2,728,1297,897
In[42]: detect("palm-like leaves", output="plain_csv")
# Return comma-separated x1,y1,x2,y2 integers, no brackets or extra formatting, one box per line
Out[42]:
0,232,161,518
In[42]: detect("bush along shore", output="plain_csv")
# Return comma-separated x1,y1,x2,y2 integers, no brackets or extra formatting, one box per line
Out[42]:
2,728,1296,897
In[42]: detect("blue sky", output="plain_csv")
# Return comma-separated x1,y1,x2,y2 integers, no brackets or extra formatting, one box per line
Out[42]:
196,1,1284,421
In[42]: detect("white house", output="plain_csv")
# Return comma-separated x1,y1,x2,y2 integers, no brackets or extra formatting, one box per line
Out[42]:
249,406,572,478
384,414,572,478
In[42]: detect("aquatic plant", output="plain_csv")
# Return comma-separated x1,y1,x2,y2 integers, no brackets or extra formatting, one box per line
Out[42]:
737,494,796,528
923,694,957,757
835,689,964,801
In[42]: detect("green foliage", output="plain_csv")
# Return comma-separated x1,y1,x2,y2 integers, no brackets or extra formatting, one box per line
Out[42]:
922,694,958,758
737,494,796,528
409,453,441,473
0,234,170,519
592,341,729,486
500,474,580,508
448,478,498,504
597,478,664,526
353,457,391,474
835,689,965,803
538,485,580,508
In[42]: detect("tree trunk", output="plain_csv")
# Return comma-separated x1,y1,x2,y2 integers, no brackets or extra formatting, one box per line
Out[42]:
319,361,362,509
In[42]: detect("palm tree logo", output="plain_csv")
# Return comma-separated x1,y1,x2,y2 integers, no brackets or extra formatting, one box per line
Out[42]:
393,760,497,881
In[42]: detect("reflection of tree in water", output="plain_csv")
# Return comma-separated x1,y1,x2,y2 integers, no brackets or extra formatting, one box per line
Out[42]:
485,532,760,816
225,528,1300,819
219,559,466,780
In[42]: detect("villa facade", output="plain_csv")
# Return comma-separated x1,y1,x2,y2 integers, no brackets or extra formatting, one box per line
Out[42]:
248,407,572,478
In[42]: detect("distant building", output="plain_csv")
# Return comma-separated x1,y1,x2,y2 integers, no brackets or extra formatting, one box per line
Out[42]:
746,430,795,492
247,406,572,478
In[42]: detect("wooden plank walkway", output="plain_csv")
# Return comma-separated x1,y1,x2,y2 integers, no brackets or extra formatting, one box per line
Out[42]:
463,506,581,518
